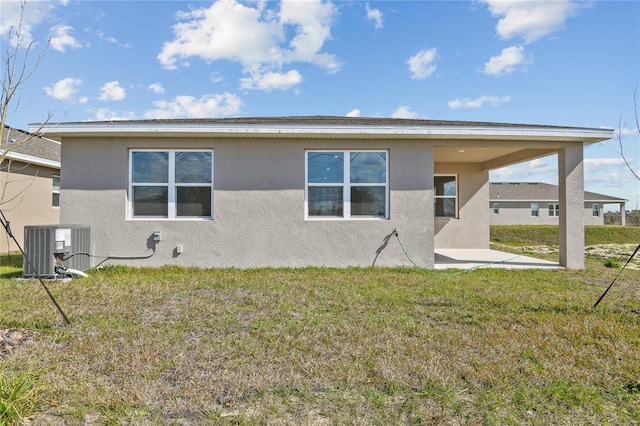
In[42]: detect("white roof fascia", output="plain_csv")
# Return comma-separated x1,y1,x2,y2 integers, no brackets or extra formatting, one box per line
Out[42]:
30,122,615,142
1,150,61,169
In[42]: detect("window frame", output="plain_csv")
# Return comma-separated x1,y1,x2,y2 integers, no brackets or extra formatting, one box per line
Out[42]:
128,149,214,220
531,203,539,217
52,174,60,208
434,174,458,219
492,202,500,214
592,203,600,217
305,150,389,220
548,203,559,217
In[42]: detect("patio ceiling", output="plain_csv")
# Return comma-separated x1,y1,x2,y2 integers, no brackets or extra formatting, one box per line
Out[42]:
434,145,558,170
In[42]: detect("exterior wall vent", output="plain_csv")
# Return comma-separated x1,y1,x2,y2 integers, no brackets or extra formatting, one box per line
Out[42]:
23,225,90,278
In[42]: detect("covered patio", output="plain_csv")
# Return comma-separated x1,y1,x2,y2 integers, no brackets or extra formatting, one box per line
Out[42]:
434,249,560,270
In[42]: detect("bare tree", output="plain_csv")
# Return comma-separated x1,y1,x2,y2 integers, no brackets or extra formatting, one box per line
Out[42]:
1,0,56,253
617,87,640,182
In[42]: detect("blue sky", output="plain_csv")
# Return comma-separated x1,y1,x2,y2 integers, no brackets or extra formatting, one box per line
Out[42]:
2,0,639,209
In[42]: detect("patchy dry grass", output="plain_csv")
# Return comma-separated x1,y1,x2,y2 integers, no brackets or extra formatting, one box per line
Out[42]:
1,262,639,425
492,225,640,269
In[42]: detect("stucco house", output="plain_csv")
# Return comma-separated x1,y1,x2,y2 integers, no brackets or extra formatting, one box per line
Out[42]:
32,116,613,269
490,182,627,226
1,126,61,252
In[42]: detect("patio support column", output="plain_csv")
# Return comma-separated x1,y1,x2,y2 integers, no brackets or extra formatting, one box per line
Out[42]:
558,144,585,269
620,202,626,226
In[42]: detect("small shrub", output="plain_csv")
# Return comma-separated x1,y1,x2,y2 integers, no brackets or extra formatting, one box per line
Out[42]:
604,258,621,268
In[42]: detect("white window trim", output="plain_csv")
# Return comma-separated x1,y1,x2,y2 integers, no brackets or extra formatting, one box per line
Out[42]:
493,202,500,214
128,149,214,220
305,150,389,220
592,203,600,217
434,174,458,219
548,203,559,217
52,174,60,208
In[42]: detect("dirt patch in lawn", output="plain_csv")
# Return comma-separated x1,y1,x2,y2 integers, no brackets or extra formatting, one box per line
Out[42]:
1,328,38,359
585,244,640,269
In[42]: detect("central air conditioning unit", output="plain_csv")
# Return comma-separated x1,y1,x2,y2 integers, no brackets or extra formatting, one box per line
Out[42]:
23,225,91,278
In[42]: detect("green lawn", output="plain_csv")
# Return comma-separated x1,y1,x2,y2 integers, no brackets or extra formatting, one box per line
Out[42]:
1,229,639,425
491,224,640,246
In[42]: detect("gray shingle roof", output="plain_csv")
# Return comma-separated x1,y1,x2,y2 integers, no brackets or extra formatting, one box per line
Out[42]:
42,115,607,132
490,182,627,202
2,125,61,164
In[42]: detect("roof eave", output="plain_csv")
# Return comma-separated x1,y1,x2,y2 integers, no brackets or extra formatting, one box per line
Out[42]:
1,150,61,169
30,122,614,143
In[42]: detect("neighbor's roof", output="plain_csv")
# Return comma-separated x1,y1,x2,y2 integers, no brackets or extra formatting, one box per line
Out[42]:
1,125,61,169
30,116,614,143
490,182,627,203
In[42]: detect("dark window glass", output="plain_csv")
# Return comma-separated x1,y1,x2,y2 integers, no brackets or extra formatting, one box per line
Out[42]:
133,186,168,217
308,186,343,216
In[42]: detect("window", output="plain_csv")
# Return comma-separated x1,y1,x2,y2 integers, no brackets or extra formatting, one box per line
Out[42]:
52,175,60,207
435,175,457,218
306,150,388,219
129,150,213,219
548,203,559,217
493,202,500,214
531,203,539,217
592,204,600,217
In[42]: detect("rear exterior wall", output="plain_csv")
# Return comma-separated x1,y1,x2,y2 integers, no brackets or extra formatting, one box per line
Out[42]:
434,162,490,249
60,136,441,268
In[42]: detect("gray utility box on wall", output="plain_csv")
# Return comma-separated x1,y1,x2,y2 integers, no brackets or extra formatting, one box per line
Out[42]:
23,225,91,278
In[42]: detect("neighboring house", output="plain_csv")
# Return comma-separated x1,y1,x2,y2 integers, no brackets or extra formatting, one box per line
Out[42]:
1,125,61,252
33,117,613,269
490,182,627,226
489,182,628,226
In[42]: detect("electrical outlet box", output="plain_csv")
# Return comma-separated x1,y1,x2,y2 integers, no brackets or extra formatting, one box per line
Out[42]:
153,231,161,242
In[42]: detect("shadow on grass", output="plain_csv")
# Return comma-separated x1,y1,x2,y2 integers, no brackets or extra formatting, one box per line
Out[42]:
0,251,23,279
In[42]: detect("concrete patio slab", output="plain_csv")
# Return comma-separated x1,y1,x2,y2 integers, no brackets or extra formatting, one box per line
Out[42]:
435,249,561,270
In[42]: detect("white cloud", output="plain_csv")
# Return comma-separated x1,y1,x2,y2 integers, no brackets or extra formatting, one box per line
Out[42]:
585,171,633,190
44,77,82,100
448,95,511,109
279,0,339,70
144,93,242,119
615,126,640,137
392,106,418,119
346,109,361,117
94,108,136,121
407,48,437,80
584,157,630,173
49,24,81,52
98,81,126,101
0,0,54,45
157,0,339,91
481,0,582,43
484,46,533,76
148,83,165,95
239,69,303,91
158,0,284,70
96,31,131,48
365,3,383,30
210,73,224,83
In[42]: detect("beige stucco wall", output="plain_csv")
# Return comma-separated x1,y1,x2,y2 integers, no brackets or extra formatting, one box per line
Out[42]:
434,163,489,249
60,137,437,268
0,161,60,252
